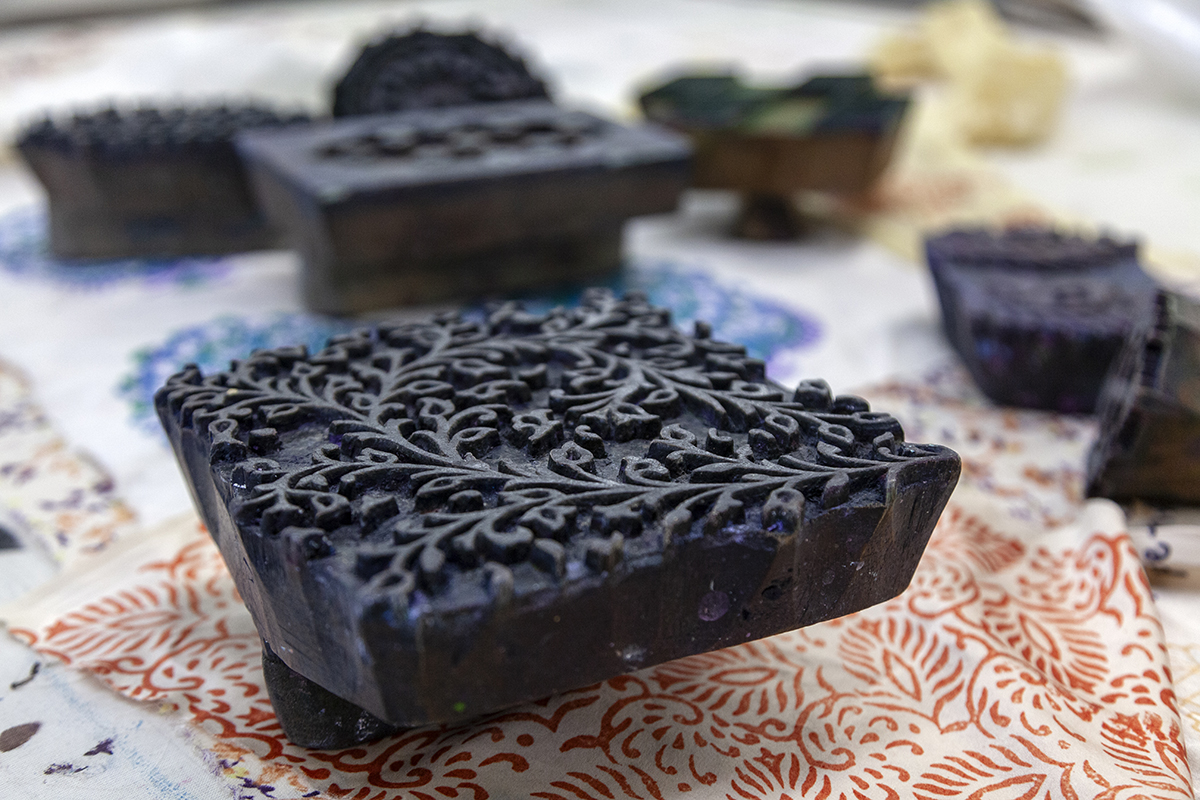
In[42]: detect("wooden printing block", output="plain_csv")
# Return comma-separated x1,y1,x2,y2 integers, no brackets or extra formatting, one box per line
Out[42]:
156,290,961,747
1088,291,1200,505
926,227,1156,413
236,100,691,314
638,73,909,238
16,105,308,260
332,27,550,117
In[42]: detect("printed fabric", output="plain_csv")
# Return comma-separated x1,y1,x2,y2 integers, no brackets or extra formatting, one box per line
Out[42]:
1,367,1192,799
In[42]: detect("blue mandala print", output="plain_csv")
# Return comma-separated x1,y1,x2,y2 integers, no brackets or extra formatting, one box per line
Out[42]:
120,262,821,435
0,205,233,288
615,263,821,371
495,263,821,371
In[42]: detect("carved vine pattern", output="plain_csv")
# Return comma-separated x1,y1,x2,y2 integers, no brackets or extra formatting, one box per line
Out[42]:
157,290,944,609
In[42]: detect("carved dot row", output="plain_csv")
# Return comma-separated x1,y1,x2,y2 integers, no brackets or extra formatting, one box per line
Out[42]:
317,115,601,160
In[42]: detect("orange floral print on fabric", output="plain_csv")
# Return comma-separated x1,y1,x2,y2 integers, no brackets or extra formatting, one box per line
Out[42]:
7,498,1191,799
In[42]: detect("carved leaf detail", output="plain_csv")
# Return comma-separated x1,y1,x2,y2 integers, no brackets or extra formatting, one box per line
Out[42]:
157,290,947,606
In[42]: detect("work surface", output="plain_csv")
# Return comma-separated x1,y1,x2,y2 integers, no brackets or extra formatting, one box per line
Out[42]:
2,1,1200,797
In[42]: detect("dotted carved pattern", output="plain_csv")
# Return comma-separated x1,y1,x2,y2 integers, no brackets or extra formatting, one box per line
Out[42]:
157,290,936,608
317,111,602,161
331,30,549,118
7,368,1193,799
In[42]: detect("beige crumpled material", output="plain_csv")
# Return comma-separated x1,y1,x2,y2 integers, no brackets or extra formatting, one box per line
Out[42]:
871,0,1067,148
0,359,134,564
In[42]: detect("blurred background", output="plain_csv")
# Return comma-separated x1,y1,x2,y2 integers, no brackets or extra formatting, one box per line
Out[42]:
0,0,1098,29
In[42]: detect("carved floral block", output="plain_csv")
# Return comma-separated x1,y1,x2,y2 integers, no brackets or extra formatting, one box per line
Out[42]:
156,291,959,746
926,227,1157,412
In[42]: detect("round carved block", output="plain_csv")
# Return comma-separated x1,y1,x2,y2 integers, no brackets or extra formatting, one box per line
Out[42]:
332,28,549,117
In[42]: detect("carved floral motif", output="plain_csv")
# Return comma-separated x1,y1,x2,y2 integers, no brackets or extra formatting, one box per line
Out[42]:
156,290,947,609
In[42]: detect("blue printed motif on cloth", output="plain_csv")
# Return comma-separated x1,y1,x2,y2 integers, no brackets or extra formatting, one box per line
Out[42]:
119,263,821,436
0,205,233,288
120,314,354,434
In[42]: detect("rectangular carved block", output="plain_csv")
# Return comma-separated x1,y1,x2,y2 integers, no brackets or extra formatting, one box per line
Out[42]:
17,105,306,260
236,101,691,313
157,291,959,746
1088,291,1200,505
926,227,1157,412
